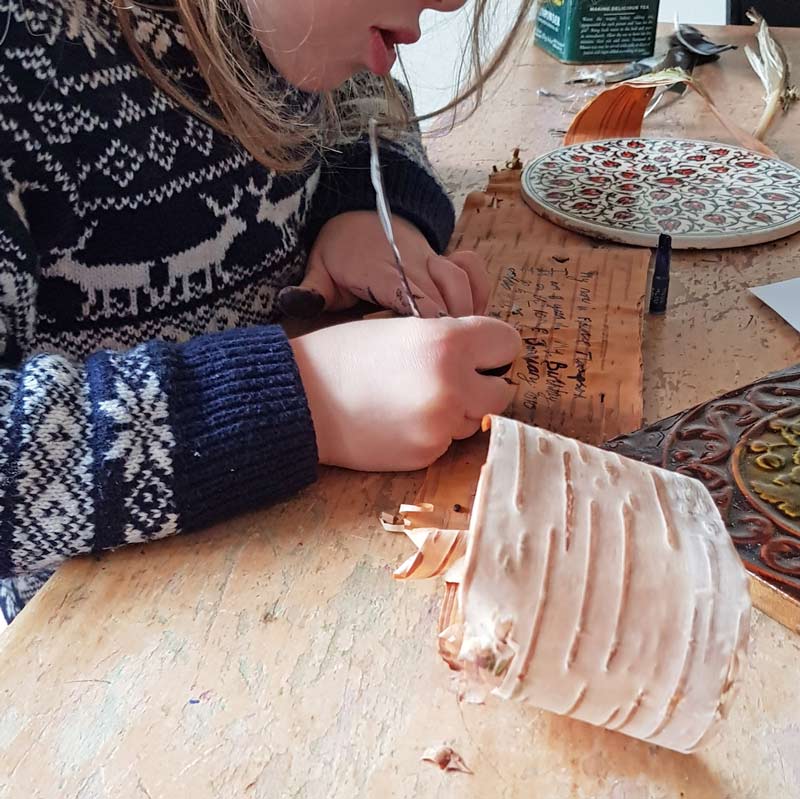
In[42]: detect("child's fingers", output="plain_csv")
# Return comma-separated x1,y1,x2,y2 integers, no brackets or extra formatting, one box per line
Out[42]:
452,416,482,441
463,371,516,420
459,316,522,371
428,255,474,317
448,250,491,315
391,276,447,318
278,253,349,317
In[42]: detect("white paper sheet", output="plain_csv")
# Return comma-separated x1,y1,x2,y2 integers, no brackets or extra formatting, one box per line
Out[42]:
750,276,800,334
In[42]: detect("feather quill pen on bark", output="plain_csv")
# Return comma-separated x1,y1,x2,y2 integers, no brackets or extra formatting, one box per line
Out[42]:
744,8,799,141
368,118,421,318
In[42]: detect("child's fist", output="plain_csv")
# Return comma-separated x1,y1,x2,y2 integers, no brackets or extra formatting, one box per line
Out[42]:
291,316,521,471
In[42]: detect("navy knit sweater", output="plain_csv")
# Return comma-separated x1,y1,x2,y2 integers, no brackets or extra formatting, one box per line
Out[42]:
0,0,454,622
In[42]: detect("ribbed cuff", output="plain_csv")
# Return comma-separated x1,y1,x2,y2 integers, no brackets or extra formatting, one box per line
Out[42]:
166,326,318,532
306,139,456,254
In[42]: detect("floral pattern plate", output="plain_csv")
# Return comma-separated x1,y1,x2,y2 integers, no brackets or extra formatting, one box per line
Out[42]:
521,138,800,249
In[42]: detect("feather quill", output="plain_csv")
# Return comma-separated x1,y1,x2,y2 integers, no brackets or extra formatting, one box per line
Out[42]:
744,8,799,140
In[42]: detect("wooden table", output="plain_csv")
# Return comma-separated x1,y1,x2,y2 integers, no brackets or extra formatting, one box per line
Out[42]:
2,26,800,799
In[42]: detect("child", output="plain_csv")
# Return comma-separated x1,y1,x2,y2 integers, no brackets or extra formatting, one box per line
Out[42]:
0,0,530,623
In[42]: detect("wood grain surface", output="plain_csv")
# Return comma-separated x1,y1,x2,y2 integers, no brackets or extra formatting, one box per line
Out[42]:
2,25,800,799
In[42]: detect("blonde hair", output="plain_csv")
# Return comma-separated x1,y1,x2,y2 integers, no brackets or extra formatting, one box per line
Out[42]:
115,0,537,172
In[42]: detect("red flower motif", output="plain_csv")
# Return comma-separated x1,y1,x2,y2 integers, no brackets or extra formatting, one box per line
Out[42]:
572,201,597,211
676,168,696,176
619,182,639,192
652,205,675,216
642,164,658,173
710,166,729,173
591,144,609,152
687,155,707,162
571,154,590,162
546,191,567,201
601,160,620,168
694,187,710,196
736,161,758,168
751,212,772,224
613,210,634,220
657,177,681,186
581,188,602,197
732,201,751,209
626,140,645,149
763,192,789,202
704,213,726,225
570,166,588,173
620,171,639,180
588,175,609,184
709,148,730,156
685,200,705,211
617,195,635,206
662,219,682,231
650,190,670,200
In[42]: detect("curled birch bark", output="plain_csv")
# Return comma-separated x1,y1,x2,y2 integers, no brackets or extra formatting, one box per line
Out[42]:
390,416,751,754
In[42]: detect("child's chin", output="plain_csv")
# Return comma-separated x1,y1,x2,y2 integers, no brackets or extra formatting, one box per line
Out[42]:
283,63,361,94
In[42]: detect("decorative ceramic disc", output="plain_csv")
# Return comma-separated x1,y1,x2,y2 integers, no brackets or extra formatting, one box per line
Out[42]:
521,138,800,249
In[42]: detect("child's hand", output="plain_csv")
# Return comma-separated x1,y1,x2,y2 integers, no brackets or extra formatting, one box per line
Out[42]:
291,316,520,471
279,211,490,319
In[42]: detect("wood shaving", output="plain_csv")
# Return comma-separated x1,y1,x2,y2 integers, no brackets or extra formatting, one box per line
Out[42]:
421,746,473,774
379,512,407,533
398,502,435,515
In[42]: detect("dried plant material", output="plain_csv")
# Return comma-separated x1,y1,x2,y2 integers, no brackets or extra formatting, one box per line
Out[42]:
442,167,649,442
421,746,472,774
393,529,467,581
379,503,440,534
398,503,435,515
379,512,407,533
392,416,752,754
564,74,659,144
452,415,752,754
744,9,799,141
438,582,464,671
565,69,775,157
381,503,467,580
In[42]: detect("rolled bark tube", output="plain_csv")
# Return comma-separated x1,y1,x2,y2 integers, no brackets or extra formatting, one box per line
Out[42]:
453,415,751,754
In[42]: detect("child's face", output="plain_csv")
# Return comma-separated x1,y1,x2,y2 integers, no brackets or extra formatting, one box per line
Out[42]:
245,0,467,91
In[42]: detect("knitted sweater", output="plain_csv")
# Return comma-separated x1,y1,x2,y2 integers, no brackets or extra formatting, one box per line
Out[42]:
0,0,454,622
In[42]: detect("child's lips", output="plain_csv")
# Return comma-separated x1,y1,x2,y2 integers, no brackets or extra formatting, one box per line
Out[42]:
385,28,421,46
366,26,420,75
367,28,397,75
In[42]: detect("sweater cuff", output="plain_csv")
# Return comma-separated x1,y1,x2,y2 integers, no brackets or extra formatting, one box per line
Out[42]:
166,326,318,531
306,140,456,254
